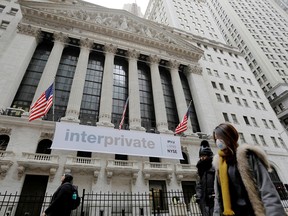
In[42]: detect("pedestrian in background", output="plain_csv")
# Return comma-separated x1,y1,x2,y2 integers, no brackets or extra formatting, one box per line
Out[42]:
42,173,74,216
196,140,215,216
213,122,285,216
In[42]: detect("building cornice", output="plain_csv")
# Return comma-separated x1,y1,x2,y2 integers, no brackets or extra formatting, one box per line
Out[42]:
19,3,204,64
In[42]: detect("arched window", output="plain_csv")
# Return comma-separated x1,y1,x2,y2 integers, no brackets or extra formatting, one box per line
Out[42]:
180,152,189,164
36,139,52,154
0,135,10,151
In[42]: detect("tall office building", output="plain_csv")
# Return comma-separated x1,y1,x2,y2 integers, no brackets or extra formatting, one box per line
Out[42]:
274,0,288,13
145,0,288,132
0,0,287,215
123,3,143,17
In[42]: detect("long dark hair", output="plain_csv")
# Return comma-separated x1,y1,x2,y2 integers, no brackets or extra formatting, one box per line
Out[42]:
213,123,239,164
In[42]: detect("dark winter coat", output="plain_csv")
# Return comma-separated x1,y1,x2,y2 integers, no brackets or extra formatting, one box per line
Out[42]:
45,182,74,216
213,144,286,216
196,157,215,216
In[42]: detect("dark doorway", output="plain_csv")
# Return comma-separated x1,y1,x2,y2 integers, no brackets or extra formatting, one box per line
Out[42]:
182,181,196,207
36,139,52,154
15,175,49,216
149,180,168,212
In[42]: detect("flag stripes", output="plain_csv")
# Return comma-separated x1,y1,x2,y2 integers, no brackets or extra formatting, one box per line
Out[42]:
119,97,129,130
29,84,53,122
175,101,192,134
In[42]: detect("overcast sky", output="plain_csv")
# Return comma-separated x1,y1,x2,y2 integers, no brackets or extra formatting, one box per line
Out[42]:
84,0,150,15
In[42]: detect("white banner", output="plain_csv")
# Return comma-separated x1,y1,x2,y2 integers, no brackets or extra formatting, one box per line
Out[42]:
51,122,183,159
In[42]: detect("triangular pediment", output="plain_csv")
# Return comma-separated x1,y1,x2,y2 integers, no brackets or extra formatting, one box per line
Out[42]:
19,0,203,61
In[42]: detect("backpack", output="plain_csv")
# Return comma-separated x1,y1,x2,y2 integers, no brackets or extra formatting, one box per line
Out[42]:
71,185,81,210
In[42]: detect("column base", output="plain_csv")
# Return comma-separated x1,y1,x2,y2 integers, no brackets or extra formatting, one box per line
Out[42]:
158,128,174,135
96,121,114,128
61,116,80,123
129,125,146,131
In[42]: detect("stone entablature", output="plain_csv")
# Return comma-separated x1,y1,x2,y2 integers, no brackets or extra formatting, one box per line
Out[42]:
19,2,203,63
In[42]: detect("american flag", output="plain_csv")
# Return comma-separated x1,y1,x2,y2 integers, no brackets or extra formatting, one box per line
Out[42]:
119,97,129,130
175,104,191,134
29,83,54,122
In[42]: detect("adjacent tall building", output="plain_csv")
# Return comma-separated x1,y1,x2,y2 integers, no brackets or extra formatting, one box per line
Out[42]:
145,0,288,132
0,0,288,215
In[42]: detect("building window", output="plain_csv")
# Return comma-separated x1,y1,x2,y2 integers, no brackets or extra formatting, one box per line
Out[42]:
8,7,18,15
36,139,52,154
230,86,236,93
260,102,266,110
243,116,250,125
235,97,241,106
223,113,229,122
251,117,258,127
262,119,269,128
0,135,9,151
0,5,5,13
206,68,212,75
0,20,9,29
216,93,222,102
269,120,276,129
251,134,259,145
139,63,156,131
271,137,279,147
219,83,225,90
80,52,104,126
253,101,260,109
180,72,200,133
224,95,230,103
278,138,287,149
112,57,129,129
259,135,267,146
160,68,178,131
12,36,53,112
239,132,246,143
211,81,217,89
242,99,249,107
231,114,238,124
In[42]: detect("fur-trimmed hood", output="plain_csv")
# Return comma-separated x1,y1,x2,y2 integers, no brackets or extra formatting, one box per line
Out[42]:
213,144,271,216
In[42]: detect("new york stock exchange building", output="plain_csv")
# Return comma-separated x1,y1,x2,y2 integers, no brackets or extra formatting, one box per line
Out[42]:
0,0,288,215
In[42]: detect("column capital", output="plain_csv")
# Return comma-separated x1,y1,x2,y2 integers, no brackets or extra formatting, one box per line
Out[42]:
127,49,140,59
80,38,94,50
168,60,180,70
53,32,69,44
185,64,203,75
17,24,41,42
148,55,161,64
104,44,117,54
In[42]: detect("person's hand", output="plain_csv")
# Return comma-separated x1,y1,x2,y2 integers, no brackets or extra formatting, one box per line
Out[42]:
42,213,46,216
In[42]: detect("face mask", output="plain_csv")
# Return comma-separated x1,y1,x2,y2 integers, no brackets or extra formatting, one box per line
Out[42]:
216,139,226,150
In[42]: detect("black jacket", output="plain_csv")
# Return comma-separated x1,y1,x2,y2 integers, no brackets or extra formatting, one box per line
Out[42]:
45,182,73,216
196,157,215,216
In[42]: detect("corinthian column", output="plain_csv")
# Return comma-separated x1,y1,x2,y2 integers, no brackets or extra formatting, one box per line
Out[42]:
149,55,172,134
169,60,193,135
0,24,41,110
97,44,117,127
62,38,94,122
32,32,68,103
127,49,145,131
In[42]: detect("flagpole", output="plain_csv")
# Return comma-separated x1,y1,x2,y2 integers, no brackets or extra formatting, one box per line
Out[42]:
52,78,55,122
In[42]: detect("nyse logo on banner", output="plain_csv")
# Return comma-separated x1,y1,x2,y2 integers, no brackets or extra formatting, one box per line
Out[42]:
167,140,177,154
